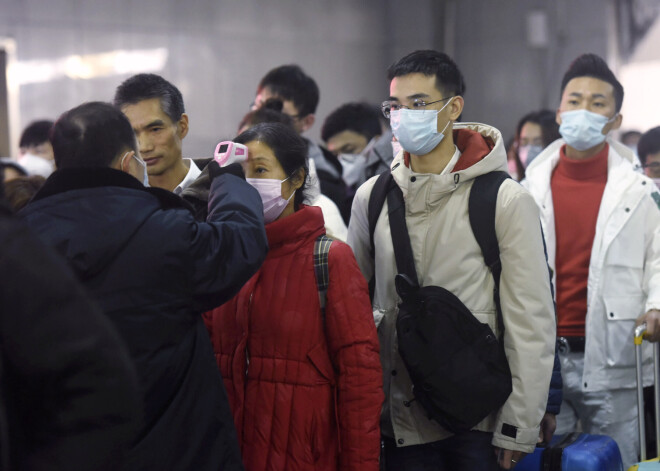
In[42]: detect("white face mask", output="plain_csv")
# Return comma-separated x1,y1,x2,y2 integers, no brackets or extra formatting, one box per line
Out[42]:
653,178,660,189
339,152,366,187
121,152,149,187
390,98,453,156
559,109,616,151
246,176,294,224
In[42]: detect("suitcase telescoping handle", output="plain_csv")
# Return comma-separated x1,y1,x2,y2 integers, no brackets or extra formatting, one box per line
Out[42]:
634,323,660,461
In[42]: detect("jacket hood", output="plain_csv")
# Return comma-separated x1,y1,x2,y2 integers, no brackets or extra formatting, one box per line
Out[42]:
20,168,193,281
391,122,508,191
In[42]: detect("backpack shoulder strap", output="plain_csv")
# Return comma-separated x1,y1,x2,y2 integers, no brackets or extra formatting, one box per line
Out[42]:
367,172,395,300
368,172,394,258
468,171,510,334
313,234,334,325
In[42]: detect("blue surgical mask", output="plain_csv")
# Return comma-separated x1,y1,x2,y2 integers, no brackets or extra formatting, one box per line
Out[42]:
121,152,149,187
390,98,453,156
559,109,616,151
518,144,544,167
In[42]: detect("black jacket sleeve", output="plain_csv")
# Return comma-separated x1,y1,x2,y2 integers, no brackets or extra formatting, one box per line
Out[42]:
187,172,268,311
0,215,141,471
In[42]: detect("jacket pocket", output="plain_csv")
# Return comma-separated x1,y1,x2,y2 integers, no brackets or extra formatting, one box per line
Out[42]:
604,295,644,367
307,342,335,385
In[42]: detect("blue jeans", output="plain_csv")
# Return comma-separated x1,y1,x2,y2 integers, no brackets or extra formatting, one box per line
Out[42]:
382,431,500,471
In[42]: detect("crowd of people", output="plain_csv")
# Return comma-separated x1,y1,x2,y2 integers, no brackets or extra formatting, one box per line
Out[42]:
1,48,660,470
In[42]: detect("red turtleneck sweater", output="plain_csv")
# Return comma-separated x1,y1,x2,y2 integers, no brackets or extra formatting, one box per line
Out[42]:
552,144,609,337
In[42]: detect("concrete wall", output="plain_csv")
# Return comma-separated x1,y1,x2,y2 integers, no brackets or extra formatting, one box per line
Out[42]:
0,0,438,158
0,0,622,157
447,0,614,142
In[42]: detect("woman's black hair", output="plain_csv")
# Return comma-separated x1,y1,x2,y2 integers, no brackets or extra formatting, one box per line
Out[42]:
233,122,309,209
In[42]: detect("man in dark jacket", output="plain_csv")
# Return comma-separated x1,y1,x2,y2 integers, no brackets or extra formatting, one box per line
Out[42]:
0,187,141,471
21,101,268,470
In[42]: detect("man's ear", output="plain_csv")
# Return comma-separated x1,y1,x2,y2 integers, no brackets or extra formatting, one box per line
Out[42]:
300,114,315,133
119,150,135,173
177,113,189,139
609,113,623,132
448,96,464,121
556,108,562,126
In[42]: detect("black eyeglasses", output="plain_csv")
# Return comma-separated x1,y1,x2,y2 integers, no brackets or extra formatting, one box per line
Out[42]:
381,96,453,119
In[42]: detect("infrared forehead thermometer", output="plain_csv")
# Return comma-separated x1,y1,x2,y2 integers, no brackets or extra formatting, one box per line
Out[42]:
214,141,248,166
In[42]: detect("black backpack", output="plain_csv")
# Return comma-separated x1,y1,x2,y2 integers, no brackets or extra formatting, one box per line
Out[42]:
367,170,513,433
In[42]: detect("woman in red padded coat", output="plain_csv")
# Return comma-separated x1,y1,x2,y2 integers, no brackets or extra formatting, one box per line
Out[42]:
204,122,383,471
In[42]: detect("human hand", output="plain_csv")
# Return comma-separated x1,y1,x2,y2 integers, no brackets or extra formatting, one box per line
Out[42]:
494,447,526,469
538,412,556,445
636,309,660,342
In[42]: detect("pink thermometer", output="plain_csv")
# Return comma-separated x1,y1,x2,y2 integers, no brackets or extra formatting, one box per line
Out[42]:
214,141,248,166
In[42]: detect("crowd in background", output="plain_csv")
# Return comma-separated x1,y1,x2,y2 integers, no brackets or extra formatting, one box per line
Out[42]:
2,47,660,471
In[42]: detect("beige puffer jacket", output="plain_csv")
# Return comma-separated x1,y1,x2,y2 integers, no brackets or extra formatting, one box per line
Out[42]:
347,122,556,453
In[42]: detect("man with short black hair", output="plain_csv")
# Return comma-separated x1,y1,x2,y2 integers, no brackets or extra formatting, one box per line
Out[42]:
18,120,55,178
21,101,268,470
114,73,200,193
321,102,394,191
348,50,556,470
252,64,349,220
638,126,660,181
524,53,660,468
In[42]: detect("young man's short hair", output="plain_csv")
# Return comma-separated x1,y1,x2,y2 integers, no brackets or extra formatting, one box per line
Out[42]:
257,65,320,117
51,102,137,169
114,74,185,123
638,126,660,166
387,50,466,98
560,53,624,112
19,120,54,149
321,102,382,143
238,99,294,133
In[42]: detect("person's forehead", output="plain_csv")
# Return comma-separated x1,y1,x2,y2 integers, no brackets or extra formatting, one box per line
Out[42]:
326,130,367,152
121,97,171,127
562,76,615,100
520,122,542,138
389,73,439,99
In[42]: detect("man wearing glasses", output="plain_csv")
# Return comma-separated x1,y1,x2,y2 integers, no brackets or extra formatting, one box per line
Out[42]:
251,64,350,221
347,50,556,470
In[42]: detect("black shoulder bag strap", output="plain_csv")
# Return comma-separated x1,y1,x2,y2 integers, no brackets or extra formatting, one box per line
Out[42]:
368,172,394,259
367,172,397,299
468,171,511,336
386,182,420,288
313,234,334,325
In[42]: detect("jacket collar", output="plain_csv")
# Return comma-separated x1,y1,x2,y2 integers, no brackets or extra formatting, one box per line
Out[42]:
265,205,325,253
392,122,508,196
31,167,194,212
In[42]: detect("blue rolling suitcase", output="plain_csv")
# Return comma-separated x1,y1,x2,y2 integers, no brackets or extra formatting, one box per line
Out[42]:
516,432,623,470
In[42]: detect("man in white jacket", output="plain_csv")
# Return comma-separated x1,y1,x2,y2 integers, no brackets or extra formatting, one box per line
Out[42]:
523,53,660,468
348,50,556,470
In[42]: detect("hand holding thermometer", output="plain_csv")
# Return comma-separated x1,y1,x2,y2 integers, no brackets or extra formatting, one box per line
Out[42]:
214,141,248,167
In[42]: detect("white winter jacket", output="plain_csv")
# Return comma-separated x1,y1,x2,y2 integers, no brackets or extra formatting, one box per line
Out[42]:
348,122,556,453
523,138,660,391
